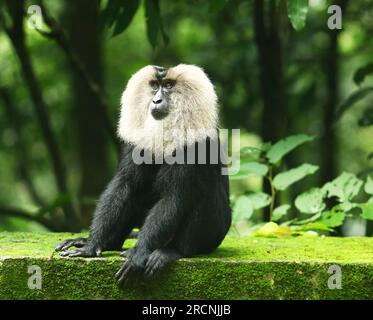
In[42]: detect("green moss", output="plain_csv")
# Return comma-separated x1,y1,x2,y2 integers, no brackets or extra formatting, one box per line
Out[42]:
1,232,373,299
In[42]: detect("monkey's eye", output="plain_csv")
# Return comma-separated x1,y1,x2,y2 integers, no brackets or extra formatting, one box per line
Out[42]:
149,80,159,90
163,80,176,90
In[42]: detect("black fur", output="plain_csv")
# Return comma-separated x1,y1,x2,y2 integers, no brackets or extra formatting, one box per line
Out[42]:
57,137,231,285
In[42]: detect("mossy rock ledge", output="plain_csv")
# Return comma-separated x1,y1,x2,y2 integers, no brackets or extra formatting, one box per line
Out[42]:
0,232,373,300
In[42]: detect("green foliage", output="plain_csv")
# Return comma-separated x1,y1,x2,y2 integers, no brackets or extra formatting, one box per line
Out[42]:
230,162,268,179
240,147,263,160
232,192,270,223
208,0,229,14
245,192,271,210
319,209,346,228
232,195,253,223
272,163,318,190
358,106,373,127
255,222,291,237
230,135,373,237
144,0,169,47
364,175,373,195
101,0,141,36
100,0,169,47
37,193,71,216
353,62,373,85
335,87,373,121
322,172,363,203
360,203,373,220
266,134,314,164
339,63,373,163
287,0,309,31
272,204,290,222
295,188,325,214
230,134,318,235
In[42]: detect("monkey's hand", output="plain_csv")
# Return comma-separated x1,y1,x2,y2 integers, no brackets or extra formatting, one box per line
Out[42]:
57,241,102,258
115,247,151,287
55,237,88,252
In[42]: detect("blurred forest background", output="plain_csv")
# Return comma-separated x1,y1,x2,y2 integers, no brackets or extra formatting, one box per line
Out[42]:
0,0,372,235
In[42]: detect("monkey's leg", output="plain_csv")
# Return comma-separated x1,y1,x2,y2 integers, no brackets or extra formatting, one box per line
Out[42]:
115,164,196,286
116,248,180,284
115,197,185,286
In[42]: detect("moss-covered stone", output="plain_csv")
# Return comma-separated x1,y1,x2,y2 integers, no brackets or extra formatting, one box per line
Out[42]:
0,232,372,299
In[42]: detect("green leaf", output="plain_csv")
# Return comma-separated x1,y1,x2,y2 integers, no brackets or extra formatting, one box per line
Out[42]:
295,187,326,214
318,209,346,228
338,201,358,212
360,203,373,220
144,0,169,47
229,162,268,179
322,172,363,202
245,192,271,210
272,163,319,191
300,231,319,237
208,0,229,13
272,204,290,222
353,62,373,85
255,222,291,237
232,195,253,223
112,0,141,36
293,222,332,232
240,147,263,161
293,212,321,225
100,0,141,36
261,142,272,152
365,176,373,195
335,87,373,121
100,0,123,29
358,106,373,127
266,134,314,164
287,0,309,31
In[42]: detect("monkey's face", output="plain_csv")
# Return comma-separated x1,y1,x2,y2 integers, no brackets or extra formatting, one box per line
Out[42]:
148,67,176,120
119,64,218,154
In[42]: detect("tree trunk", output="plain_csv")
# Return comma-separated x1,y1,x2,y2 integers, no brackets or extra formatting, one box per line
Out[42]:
253,0,287,144
65,0,109,227
253,0,287,221
320,0,348,185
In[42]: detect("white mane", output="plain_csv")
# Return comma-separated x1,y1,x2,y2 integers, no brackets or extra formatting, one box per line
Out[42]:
118,64,218,156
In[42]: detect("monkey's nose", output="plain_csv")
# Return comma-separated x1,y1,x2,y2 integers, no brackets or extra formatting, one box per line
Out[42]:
152,98,163,104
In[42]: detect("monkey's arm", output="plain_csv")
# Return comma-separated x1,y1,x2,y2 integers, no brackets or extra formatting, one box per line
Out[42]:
115,164,192,284
57,160,133,257
135,195,185,252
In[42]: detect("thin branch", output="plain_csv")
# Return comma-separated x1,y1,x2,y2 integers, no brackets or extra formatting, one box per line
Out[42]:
267,167,276,222
0,207,57,231
37,0,120,154
0,87,46,207
1,0,78,229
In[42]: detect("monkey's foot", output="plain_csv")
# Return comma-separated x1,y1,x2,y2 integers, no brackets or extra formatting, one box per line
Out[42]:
144,249,181,278
115,248,150,287
59,245,102,257
55,237,87,251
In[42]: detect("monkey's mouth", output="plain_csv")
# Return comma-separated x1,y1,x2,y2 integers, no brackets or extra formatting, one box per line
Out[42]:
151,109,169,120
